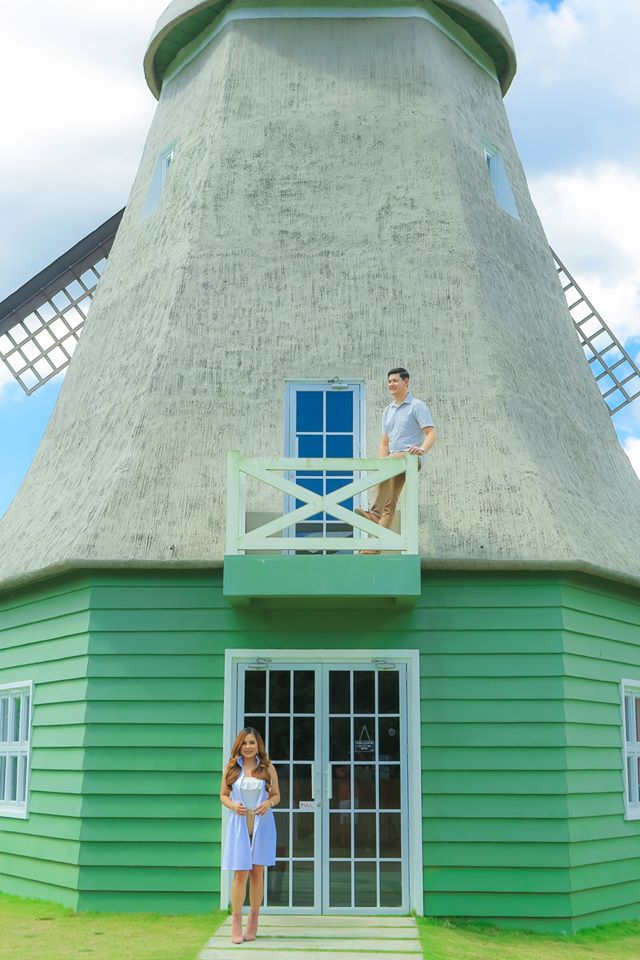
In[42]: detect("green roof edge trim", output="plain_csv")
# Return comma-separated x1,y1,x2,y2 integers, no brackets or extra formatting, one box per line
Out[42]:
144,0,516,99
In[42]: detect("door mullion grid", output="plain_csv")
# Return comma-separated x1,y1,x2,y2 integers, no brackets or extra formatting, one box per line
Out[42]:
400,665,410,913
375,669,381,909
350,669,355,910
288,670,294,909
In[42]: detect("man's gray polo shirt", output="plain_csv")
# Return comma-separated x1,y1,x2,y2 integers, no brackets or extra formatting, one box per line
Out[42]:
382,394,434,462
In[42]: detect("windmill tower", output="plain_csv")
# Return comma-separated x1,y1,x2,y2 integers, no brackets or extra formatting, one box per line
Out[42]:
1,0,640,932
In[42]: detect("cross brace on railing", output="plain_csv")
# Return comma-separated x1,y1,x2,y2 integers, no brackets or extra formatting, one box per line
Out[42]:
225,452,419,555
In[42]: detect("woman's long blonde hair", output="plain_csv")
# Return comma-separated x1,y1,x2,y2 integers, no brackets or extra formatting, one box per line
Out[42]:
224,727,272,787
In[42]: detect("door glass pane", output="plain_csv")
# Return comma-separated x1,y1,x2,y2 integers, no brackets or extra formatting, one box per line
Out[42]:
275,763,290,809
269,717,290,760
296,391,323,431
294,672,315,713
379,672,399,713
293,764,312,804
331,764,351,809
298,434,323,459
354,672,375,714
330,862,351,908
379,717,400,761
293,718,315,760
380,813,402,857
330,718,351,761
354,718,376,760
330,672,350,714
270,671,291,713
326,434,352,458
267,860,289,908
379,765,401,809
380,862,402,907
354,813,376,857
326,391,353,432
292,862,314,907
244,716,264,740
354,862,377,907
292,812,314,857
245,672,266,713
274,812,290,858
354,765,376,808
330,813,351,857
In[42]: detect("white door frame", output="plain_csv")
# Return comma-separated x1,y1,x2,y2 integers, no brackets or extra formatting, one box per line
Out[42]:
221,648,423,915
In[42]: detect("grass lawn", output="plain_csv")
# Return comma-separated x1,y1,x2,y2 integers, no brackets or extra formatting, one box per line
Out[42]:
418,917,640,960
0,893,225,960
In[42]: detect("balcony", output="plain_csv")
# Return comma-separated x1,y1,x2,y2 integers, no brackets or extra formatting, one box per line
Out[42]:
223,452,420,607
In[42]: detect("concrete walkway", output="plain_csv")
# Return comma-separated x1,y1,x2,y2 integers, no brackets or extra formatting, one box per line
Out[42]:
199,915,423,959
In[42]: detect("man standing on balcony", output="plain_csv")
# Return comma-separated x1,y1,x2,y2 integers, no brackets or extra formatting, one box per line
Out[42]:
357,368,436,553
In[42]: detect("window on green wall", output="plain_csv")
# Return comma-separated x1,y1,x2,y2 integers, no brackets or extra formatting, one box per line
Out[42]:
484,143,520,221
0,682,33,819
622,683,640,819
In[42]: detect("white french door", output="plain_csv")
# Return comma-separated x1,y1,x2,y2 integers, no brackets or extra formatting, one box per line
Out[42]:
235,661,409,914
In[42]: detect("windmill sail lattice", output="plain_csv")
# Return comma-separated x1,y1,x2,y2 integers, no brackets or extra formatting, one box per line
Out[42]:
1,210,638,416
552,249,640,415
0,211,124,395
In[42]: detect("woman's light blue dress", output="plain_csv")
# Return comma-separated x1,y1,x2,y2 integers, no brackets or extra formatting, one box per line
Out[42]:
222,757,277,871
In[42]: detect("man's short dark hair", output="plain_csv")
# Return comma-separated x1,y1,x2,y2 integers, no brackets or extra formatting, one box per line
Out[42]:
387,367,410,381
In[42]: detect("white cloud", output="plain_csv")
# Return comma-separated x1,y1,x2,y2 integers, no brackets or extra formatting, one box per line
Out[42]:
624,438,640,480
529,164,640,344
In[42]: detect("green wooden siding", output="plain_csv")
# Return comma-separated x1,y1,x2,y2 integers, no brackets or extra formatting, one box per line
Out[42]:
0,569,639,929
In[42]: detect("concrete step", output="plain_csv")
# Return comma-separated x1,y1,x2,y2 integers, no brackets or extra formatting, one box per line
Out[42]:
257,916,417,927
203,937,421,953
209,926,418,940
200,952,421,960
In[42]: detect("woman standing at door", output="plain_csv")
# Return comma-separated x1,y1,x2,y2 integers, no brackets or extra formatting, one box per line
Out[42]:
220,728,280,944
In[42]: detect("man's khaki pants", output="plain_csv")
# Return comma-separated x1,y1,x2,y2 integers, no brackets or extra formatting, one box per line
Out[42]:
370,454,408,529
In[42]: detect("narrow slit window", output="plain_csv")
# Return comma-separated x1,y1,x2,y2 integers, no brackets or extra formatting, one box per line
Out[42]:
0,682,33,819
484,143,520,220
143,141,177,219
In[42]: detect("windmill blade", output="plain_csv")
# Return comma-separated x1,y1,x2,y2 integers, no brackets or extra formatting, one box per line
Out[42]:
552,249,640,415
0,210,124,395
1,207,638,416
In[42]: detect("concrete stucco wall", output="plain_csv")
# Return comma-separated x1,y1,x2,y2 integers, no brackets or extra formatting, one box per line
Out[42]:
1,13,640,589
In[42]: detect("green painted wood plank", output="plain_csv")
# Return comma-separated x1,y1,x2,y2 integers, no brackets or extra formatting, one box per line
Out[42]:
87,655,224,678
78,841,217,867
0,872,78,908
0,852,79,887
0,832,79,864
423,769,621,795
79,795,217,818
76,890,218,912
83,677,224,700
82,724,221,747
80,746,222,771
78,820,220,842
421,746,622,771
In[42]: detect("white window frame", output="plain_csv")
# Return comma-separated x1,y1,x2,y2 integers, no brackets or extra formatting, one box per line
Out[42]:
0,681,34,820
483,142,520,221
621,680,640,820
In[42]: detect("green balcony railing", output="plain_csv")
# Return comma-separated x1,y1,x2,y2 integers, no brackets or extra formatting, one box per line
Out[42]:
225,452,419,556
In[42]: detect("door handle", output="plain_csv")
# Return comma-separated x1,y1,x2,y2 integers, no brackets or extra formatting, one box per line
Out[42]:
310,762,316,801
326,764,333,801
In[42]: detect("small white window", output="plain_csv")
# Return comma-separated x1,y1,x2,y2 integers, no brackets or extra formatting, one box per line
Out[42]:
142,141,177,219
622,683,640,819
0,682,33,819
484,143,520,220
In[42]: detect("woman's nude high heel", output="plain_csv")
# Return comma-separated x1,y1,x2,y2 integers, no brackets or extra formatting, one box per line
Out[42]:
244,910,260,941
231,912,244,944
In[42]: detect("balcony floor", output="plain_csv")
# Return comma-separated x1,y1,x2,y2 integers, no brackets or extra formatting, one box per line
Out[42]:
223,554,420,607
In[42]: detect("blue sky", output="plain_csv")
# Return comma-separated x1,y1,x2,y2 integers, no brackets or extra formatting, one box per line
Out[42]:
1,0,639,515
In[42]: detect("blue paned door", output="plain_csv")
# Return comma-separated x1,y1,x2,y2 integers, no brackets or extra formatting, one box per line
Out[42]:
285,382,363,552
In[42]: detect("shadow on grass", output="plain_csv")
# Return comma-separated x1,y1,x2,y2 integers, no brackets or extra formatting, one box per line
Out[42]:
417,916,640,960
